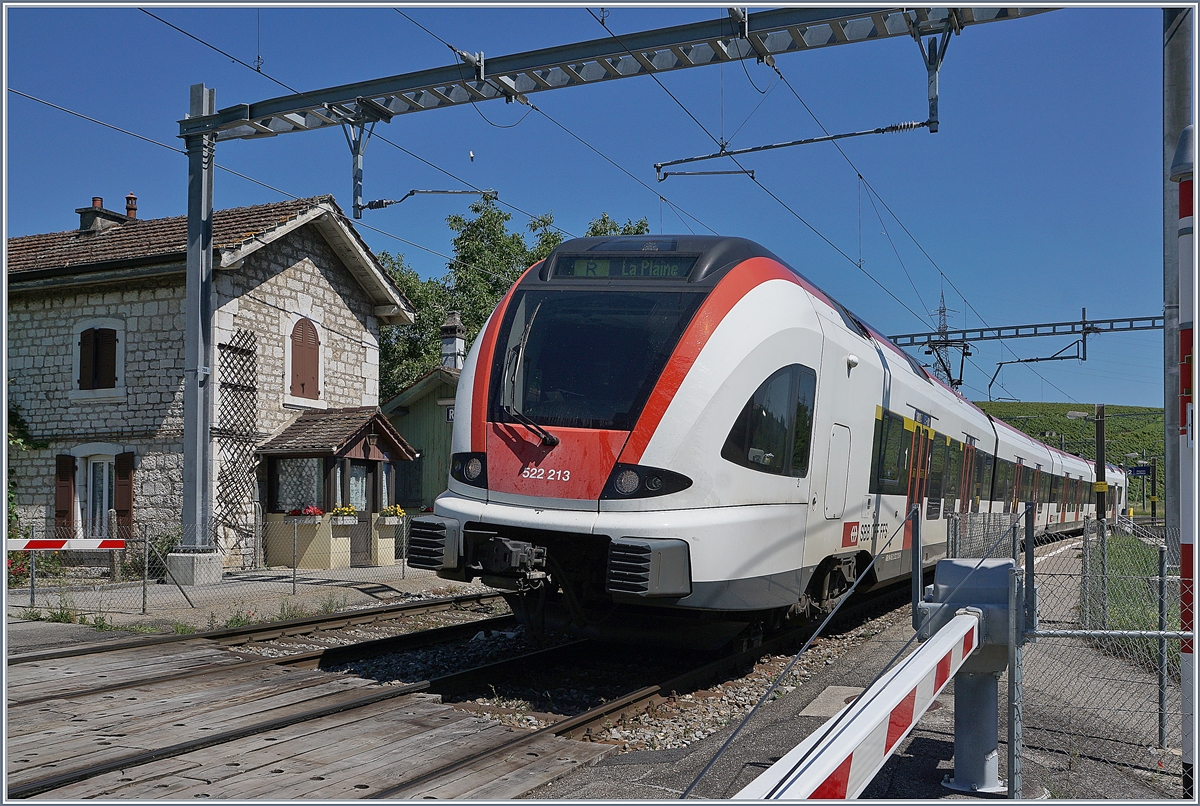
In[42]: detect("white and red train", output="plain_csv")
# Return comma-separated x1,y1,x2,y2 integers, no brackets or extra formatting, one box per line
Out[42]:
408,235,1125,644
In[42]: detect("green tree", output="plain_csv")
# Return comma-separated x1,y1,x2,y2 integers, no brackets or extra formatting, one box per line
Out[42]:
585,213,650,237
376,206,648,399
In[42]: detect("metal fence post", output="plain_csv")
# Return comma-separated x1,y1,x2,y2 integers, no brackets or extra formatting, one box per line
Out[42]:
141,525,149,616
292,522,298,596
1081,517,1091,630
29,547,36,608
1008,565,1023,799
1025,504,1036,637
1159,543,1168,749
1099,518,1109,629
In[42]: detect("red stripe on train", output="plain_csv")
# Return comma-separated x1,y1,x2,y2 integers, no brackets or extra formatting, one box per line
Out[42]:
619,258,800,465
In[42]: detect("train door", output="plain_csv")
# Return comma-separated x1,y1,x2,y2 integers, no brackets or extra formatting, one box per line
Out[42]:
904,426,932,552
960,444,975,514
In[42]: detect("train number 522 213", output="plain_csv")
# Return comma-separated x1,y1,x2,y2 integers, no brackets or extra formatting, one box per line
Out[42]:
521,467,570,481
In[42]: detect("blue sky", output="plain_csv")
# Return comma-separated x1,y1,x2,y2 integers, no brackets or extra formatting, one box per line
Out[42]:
5,5,1169,407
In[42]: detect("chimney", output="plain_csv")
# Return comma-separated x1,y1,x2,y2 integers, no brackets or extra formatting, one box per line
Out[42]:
440,311,466,371
125,192,137,220
76,196,131,232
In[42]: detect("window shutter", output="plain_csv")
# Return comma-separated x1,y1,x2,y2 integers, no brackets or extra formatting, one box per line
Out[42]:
114,452,135,540
78,328,95,390
94,328,118,389
291,319,320,399
55,454,77,536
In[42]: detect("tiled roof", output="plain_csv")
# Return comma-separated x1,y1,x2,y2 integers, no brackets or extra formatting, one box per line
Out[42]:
258,406,416,460
7,196,330,275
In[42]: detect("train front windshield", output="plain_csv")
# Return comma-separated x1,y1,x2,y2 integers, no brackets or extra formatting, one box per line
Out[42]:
488,289,705,431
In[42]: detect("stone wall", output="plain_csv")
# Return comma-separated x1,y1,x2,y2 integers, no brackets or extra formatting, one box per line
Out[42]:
8,276,187,530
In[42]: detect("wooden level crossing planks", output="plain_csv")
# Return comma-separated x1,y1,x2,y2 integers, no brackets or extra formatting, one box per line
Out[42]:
29,691,613,800
7,666,376,787
6,641,247,703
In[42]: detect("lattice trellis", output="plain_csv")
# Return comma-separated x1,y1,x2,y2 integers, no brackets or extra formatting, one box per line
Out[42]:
213,329,259,558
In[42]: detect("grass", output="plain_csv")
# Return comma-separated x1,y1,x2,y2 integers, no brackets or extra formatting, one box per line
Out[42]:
171,620,196,635
17,607,43,621
1081,534,1181,675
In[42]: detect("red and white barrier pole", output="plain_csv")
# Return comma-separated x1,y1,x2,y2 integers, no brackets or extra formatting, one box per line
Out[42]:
1170,123,1194,798
736,612,980,800
6,538,126,550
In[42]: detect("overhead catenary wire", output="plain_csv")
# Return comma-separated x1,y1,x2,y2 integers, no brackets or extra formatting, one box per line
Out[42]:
768,62,1080,403
393,7,718,236
139,7,574,239
7,88,520,288
583,8,938,335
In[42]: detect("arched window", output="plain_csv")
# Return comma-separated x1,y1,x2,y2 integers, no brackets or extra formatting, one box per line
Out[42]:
290,318,320,399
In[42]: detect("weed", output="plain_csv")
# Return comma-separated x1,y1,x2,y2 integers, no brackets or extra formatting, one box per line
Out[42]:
17,607,43,621
47,594,79,624
224,610,257,629
130,624,159,634
277,600,309,622
206,611,219,631
171,620,196,635
317,592,349,614
91,614,115,631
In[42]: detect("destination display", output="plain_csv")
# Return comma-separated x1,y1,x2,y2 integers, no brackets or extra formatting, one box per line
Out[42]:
554,254,698,280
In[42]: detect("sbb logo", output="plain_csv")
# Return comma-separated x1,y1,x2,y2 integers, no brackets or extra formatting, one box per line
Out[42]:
842,521,861,548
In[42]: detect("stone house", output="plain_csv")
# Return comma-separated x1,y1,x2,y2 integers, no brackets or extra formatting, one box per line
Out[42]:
7,194,416,567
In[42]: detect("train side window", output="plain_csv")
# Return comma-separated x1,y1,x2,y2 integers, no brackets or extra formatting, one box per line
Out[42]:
721,364,816,477
974,452,992,512
1049,474,1061,504
872,412,908,495
944,439,962,515
926,438,946,520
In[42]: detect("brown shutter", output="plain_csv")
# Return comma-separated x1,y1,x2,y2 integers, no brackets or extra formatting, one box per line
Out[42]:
291,319,320,399
55,454,76,536
94,328,117,389
114,452,135,540
78,328,95,390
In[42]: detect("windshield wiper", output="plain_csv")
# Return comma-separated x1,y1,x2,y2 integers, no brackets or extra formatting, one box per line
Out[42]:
501,303,559,448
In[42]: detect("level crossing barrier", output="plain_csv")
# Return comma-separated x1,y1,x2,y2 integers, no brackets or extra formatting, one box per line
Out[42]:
736,610,983,799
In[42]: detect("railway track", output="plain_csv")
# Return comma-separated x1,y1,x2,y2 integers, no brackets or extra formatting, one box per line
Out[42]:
7,583,910,800
7,590,507,665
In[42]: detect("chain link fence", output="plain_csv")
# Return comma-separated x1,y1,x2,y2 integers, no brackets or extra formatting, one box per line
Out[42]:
948,513,1186,798
5,515,443,633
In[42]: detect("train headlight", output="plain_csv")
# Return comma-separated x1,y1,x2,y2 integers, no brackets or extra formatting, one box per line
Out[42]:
450,452,488,489
601,464,692,500
614,470,641,495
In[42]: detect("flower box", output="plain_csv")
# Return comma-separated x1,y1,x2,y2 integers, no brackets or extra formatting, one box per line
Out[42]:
284,515,322,525
377,516,403,526
330,516,359,527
